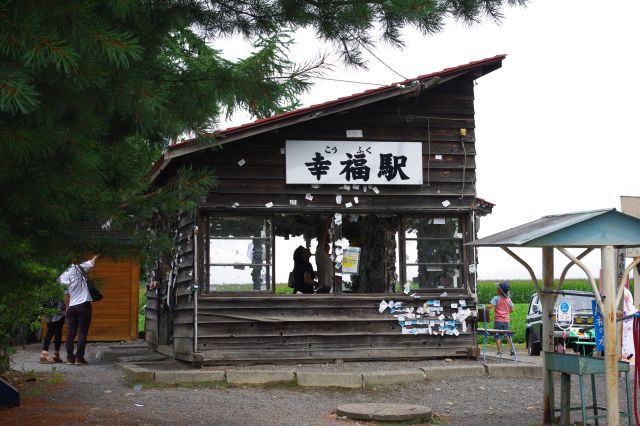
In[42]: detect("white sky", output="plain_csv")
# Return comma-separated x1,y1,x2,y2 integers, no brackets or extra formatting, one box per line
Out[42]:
215,0,640,281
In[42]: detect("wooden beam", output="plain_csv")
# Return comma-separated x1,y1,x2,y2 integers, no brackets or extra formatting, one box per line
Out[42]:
602,245,619,426
542,247,555,425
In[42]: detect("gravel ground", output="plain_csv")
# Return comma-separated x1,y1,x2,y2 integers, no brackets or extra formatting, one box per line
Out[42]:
5,343,636,425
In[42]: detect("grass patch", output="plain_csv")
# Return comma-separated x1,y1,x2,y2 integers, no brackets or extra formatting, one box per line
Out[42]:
46,367,65,384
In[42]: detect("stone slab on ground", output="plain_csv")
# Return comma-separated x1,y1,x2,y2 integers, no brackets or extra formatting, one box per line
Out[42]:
421,365,486,380
154,369,225,384
337,403,432,422
226,370,295,385
119,363,155,382
117,354,169,363
486,363,542,378
296,372,362,388
96,347,152,361
362,370,425,386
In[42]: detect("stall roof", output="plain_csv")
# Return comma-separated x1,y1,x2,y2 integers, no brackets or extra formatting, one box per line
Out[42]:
467,209,640,248
149,54,506,182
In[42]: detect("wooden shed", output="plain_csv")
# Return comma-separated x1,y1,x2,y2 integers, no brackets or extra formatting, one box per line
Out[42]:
43,255,140,342
145,55,504,365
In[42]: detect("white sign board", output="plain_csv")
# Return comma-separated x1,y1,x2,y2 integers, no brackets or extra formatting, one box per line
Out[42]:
285,140,423,185
342,247,361,274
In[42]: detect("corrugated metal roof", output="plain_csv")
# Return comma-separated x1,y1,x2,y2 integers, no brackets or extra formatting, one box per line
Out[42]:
468,209,640,247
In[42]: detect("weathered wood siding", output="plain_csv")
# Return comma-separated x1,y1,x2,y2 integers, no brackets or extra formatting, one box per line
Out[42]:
167,77,479,213
196,295,477,364
145,213,196,354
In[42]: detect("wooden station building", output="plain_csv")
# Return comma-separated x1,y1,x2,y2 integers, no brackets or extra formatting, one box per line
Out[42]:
145,55,504,365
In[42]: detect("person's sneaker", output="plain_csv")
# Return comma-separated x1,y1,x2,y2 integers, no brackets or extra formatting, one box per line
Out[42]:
75,357,88,365
66,356,76,365
496,351,502,356
51,352,62,363
510,349,516,356
39,352,53,364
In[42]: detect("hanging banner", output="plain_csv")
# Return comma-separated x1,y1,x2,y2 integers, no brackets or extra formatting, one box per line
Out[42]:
592,299,604,352
286,140,423,185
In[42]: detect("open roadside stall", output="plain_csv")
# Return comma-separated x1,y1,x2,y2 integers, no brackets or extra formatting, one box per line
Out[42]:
468,209,640,425
144,56,505,366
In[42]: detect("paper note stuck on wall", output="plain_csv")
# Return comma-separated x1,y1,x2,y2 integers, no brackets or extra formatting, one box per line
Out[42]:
232,202,239,208
442,200,451,207
345,202,353,208
305,193,313,201
379,300,389,313
336,194,342,204
353,197,359,204
238,159,246,167
265,202,273,208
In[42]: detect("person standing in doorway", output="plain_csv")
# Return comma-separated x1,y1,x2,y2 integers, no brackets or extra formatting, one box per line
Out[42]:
292,246,316,294
57,254,99,365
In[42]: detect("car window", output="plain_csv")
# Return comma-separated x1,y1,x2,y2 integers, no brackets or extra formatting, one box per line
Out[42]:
528,295,540,315
556,294,594,312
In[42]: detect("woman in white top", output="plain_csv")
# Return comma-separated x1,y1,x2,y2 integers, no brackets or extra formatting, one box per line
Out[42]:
57,254,99,365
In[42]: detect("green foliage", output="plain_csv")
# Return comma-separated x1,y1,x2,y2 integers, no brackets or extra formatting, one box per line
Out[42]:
0,0,525,371
477,279,597,305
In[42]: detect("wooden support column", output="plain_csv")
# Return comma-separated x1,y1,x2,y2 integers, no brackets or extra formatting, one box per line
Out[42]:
602,245,619,425
542,247,556,425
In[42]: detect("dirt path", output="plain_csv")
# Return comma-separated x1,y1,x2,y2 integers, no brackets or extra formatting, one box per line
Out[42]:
3,343,634,425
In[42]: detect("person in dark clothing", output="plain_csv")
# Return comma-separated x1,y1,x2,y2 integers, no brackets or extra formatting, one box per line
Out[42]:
292,246,316,294
40,299,65,363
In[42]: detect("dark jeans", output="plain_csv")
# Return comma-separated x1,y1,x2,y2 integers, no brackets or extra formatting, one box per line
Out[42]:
42,317,65,352
66,301,92,359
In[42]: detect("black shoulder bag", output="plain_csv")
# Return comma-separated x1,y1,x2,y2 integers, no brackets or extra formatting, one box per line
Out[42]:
75,264,104,302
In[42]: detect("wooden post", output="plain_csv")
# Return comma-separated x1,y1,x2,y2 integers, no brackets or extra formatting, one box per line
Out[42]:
634,257,640,308
602,245,619,425
542,247,556,425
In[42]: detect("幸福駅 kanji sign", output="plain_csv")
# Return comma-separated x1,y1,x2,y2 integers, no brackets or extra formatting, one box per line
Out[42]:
285,140,423,185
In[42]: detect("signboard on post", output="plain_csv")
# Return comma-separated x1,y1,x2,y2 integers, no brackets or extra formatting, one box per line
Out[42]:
592,299,604,352
286,140,423,185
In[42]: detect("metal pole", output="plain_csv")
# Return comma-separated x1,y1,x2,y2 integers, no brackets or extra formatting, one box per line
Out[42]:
193,225,199,353
542,247,556,425
602,245,619,425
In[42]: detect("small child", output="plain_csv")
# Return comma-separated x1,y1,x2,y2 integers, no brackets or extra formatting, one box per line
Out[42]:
487,281,515,356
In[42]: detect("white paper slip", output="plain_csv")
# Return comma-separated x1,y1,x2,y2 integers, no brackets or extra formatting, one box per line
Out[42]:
336,194,342,204
459,299,466,307
435,154,443,160
353,196,359,204
441,200,451,207
352,184,360,190
372,186,380,194
232,202,239,208
345,202,353,208
265,202,273,208
311,184,320,189
451,303,458,309
343,185,351,190
438,314,445,321
305,193,313,201
289,199,297,205
238,159,246,167
403,283,411,295
379,300,389,313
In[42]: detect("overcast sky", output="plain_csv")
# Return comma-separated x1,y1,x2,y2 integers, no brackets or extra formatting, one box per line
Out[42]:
216,0,640,281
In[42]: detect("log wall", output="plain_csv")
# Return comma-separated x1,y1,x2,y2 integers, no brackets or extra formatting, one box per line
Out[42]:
196,294,477,364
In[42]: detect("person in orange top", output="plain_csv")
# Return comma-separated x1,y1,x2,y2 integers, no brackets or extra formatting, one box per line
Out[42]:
487,281,515,356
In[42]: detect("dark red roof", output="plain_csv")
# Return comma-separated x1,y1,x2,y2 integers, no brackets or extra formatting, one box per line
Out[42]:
149,54,505,180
